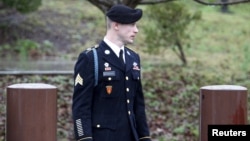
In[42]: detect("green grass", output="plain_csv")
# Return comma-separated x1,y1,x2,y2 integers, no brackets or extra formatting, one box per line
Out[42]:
171,2,250,76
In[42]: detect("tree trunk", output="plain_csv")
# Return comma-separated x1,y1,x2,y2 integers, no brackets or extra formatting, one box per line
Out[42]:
174,39,187,66
221,0,230,13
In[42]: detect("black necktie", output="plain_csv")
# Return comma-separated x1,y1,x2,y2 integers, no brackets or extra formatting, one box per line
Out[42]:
119,49,124,65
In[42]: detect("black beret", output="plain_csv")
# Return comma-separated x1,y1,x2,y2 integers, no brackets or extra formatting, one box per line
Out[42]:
106,4,143,24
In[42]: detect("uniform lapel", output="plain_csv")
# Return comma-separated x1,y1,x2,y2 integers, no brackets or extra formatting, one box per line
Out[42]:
124,48,135,72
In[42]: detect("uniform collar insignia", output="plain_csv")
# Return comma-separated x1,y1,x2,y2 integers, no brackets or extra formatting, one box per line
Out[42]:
105,50,110,55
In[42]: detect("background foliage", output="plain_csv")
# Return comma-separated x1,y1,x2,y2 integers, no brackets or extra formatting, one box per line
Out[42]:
0,0,250,141
143,2,201,65
1,0,41,13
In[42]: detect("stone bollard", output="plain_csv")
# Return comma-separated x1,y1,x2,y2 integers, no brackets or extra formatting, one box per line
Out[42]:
199,85,248,141
6,83,57,141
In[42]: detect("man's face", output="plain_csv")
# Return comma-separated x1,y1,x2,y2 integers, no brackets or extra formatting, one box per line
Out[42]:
117,23,139,44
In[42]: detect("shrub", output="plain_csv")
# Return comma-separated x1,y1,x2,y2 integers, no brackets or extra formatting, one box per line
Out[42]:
2,0,42,13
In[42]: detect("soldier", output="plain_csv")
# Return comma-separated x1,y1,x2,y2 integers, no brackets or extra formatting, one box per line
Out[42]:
72,4,151,141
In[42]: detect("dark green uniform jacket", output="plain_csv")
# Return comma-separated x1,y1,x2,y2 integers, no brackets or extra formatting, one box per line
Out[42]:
72,41,151,141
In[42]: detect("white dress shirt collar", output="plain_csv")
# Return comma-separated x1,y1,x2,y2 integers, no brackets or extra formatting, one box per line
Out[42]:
104,37,124,58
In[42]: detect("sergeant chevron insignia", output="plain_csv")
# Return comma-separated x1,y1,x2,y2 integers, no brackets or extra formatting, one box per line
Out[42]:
75,73,83,86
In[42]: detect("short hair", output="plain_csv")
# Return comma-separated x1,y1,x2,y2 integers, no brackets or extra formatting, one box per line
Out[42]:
106,17,112,29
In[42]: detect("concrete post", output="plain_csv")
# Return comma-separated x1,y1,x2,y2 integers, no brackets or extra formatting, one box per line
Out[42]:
199,85,248,141
6,83,57,141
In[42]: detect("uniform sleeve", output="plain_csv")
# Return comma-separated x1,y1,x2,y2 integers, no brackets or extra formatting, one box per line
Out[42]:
72,51,95,141
134,55,152,141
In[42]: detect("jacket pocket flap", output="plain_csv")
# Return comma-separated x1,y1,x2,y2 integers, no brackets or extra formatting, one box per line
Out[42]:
92,116,117,130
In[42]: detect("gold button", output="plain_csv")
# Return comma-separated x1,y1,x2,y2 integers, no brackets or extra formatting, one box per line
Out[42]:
126,76,129,80
127,99,130,103
126,88,129,92
108,77,112,81
97,124,100,128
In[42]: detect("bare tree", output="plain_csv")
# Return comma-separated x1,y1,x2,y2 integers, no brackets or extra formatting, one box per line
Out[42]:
87,0,250,13
87,0,174,12
193,0,250,5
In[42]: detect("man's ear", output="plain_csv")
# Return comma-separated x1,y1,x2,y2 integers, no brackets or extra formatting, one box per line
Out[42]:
113,22,119,30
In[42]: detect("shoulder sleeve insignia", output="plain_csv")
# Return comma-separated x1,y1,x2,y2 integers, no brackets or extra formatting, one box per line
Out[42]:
75,73,83,86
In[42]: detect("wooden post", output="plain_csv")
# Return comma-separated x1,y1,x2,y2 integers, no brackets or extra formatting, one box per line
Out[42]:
199,85,248,141
6,83,57,141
